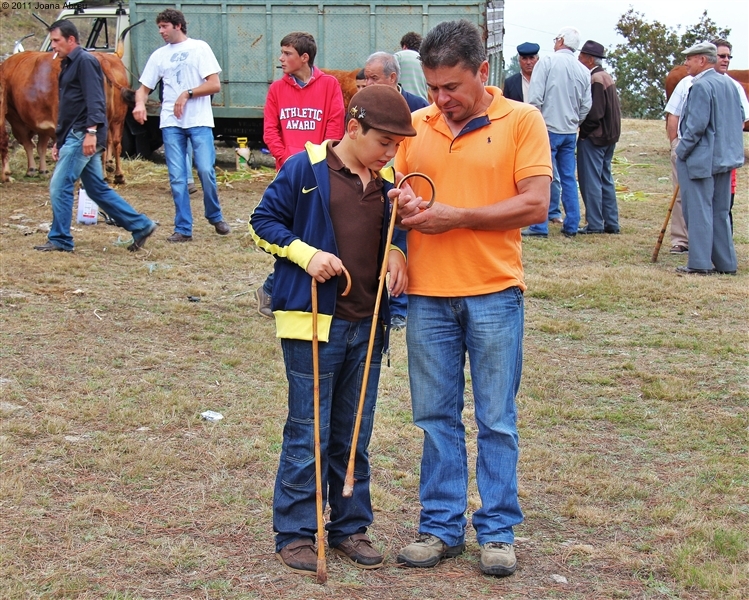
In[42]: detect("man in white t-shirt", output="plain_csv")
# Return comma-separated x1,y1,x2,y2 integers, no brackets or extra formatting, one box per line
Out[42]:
133,8,230,242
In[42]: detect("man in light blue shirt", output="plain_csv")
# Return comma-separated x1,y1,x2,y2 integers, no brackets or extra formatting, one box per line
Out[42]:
524,27,591,238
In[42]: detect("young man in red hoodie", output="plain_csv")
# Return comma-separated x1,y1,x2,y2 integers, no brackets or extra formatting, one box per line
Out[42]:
258,32,346,318
263,32,345,170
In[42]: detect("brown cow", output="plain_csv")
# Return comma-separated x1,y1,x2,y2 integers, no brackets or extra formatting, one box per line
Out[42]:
666,64,749,132
321,68,359,109
0,51,132,184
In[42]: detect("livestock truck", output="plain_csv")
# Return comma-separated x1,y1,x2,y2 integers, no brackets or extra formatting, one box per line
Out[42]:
39,0,505,156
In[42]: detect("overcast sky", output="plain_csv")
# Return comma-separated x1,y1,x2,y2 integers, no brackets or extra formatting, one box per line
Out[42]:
503,0,748,69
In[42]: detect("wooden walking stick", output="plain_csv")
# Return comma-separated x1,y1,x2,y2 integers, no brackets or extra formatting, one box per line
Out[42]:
652,184,679,263
310,268,351,584
342,173,435,498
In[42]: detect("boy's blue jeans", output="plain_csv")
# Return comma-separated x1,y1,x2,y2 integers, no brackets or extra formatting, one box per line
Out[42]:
274,317,383,551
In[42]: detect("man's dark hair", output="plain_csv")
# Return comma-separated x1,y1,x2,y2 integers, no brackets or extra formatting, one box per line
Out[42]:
420,20,486,74
156,8,187,35
710,38,731,51
48,19,79,43
400,32,423,52
280,32,317,67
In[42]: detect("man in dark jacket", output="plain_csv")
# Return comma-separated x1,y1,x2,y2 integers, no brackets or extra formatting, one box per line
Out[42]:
576,40,622,234
502,42,539,103
35,19,156,253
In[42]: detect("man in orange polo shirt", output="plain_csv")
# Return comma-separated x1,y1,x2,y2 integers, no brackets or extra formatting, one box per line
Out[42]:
389,19,551,577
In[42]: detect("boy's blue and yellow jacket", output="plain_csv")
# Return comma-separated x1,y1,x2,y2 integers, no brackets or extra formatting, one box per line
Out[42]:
249,141,405,345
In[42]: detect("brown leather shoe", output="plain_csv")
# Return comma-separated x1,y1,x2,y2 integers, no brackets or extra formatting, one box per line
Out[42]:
167,232,193,243
213,220,231,235
276,539,317,574
332,533,384,569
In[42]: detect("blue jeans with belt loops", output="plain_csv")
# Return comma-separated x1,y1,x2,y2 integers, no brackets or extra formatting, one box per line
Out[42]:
406,289,524,547
274,317,383,551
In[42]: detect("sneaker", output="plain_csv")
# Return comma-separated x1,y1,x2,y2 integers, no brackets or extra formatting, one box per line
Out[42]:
390,315,407,331
549,217,563,225
276,539,317,575
332,533,384,569
396,534,465,568
670,244,688,254
213,220,231,235
255,286,273,319
480,542,516,576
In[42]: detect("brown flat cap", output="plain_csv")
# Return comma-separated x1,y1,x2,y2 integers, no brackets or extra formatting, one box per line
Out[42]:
347,86,417,137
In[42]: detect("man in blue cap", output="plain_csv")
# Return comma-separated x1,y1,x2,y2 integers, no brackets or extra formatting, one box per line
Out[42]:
503,42,539,103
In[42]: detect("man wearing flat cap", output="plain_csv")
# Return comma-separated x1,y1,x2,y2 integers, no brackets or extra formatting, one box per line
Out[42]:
503,42,539,103
674,42,744,275
576,40,621,234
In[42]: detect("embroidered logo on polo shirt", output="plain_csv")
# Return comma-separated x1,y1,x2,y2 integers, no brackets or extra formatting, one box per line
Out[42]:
302,186,318,194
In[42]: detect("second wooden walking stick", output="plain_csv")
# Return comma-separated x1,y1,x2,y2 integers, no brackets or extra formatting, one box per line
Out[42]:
652,184,679,263
343,173,435,498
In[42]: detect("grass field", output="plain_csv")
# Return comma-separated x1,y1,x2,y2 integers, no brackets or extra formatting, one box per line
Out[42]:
1,119,747,599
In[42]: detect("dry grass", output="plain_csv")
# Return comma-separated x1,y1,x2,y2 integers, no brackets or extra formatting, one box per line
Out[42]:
1,119,747,599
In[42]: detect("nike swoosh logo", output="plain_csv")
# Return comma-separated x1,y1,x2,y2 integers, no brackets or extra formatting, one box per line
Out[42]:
302,186,318,194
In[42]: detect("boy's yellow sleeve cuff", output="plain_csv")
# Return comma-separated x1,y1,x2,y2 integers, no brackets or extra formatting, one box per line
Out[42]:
288,239,319,270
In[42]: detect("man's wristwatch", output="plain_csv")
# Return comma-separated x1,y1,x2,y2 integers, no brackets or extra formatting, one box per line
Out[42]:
86,128,97,136
187,89,194,98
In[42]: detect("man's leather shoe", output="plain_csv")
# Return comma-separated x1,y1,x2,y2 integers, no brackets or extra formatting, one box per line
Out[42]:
213,221,231,235
604,228,620,234
562,230,577,238
675,266,713,275
34,241,72,252
128,222,157,252
521,230,547,238
577,227,604,234
276,539,317,574
167,232,193,243
332,533,384,569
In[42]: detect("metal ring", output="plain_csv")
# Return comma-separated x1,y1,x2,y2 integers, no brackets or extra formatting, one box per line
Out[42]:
396,172,436,208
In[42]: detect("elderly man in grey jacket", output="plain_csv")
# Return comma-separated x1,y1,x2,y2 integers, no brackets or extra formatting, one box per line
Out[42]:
524,27,591,238
675,42,745,275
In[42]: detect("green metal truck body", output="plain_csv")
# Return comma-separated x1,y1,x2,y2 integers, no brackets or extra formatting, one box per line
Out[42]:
41,0,504,150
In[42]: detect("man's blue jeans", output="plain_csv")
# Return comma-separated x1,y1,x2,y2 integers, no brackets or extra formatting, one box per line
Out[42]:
161,126,223,236
548,159,562,221
528,132,580,235
406,289,524,547
274,317,383,551
48,131,152,251
577,137,619,232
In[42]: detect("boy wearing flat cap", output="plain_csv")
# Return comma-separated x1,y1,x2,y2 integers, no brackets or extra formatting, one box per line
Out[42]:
250,85,416,575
